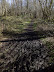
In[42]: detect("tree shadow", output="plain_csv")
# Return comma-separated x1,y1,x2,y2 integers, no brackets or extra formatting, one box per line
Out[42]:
1,29,54,42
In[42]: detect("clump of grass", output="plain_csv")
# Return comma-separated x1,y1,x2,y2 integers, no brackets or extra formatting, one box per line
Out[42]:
46,42,54,63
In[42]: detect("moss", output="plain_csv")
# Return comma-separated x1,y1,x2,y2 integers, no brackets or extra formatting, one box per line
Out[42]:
49,57,54,63
46,42,53,48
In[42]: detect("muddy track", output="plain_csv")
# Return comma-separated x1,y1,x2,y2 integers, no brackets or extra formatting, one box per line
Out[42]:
0,39,51,72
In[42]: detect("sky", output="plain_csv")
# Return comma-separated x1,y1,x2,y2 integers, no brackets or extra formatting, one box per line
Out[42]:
9,0,11,3
6,0,25,5
7,0,54,5
7,0,54,3
6,0,11,4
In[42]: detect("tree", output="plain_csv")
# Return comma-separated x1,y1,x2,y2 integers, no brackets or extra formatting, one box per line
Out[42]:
38,0,53,19
33,0,37,18
0,0,53,19
0,0,9,16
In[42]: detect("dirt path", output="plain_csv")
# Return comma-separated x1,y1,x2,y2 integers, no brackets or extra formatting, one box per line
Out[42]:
24,20,34,32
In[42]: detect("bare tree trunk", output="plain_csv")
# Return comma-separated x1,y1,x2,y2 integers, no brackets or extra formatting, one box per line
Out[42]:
33,0,37,18
20,0,23,15
15,0,20,16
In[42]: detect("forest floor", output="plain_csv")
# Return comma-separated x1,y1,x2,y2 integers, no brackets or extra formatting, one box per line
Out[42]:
0,16,54,72
0,16,54,38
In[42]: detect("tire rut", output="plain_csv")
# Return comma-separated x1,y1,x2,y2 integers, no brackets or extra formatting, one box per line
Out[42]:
0,40,50,72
